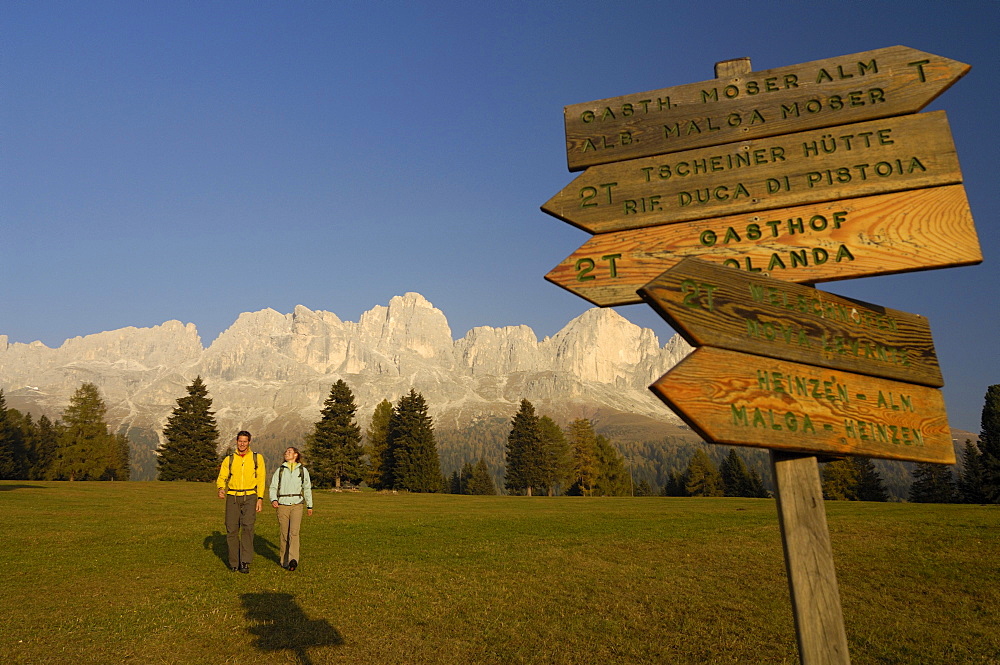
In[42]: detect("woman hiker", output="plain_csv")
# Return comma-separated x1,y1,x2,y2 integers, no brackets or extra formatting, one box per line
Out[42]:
269,447,314,571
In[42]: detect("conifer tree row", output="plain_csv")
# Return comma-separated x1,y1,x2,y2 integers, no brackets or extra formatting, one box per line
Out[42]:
0,390,28,480
450,458,497,495
904,384,1000,505
909,463,956,503
0,389,68,480
502,405,631,497
660,447,770,498
821,457,888,502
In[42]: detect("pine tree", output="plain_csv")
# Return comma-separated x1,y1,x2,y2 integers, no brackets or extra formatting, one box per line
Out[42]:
107,432,132,481
957,440,987,503
720,449,753,497
745,468,770,498
365,399,393,489
157,377,220,481
467,458,497,495
22,414,57,480
6,410,33,479
458,461,475,494
0,391,28,480
662,469,687,497
566,419,599,496
505,399,544,496
593,434,630,496
448,470,462,494
822,459,859,500
306,380,365,489
55,383,127,481
684,449,723,497
538,415,571,496
718,449,770,498
854,457,889,502
979,385,1000,503
635,478,654,496
384,389,441,492
909,463,956,503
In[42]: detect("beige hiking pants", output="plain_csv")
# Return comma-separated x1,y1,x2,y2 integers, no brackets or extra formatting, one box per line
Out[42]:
276,503,304,567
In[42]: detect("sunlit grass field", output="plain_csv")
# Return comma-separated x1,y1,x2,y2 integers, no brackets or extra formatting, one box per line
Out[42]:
1,481,997,664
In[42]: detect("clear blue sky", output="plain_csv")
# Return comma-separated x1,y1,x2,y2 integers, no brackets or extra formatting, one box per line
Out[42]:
3,1,997,432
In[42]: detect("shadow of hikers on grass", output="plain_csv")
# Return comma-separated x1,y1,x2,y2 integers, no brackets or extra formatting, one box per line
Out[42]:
241,592,343,665
203,531,281,569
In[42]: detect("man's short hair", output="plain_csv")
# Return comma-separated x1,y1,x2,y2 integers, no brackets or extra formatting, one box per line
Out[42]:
237,430,252,441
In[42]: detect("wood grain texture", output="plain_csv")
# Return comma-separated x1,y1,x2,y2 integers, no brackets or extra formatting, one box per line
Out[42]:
545,185,980,305
564,45,969,171
649,347,955,463
544,111,961,234
770,452,851,665
638,258,943,386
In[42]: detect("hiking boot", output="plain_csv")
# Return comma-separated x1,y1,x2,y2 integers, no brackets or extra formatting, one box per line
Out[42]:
288,559,297,571
238,563,250,574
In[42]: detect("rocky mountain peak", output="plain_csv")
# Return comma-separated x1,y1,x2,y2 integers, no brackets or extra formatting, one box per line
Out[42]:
1,293,692,478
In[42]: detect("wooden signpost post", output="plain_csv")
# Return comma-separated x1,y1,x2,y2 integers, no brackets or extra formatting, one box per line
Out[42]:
639,260,953,665
541,50,979,665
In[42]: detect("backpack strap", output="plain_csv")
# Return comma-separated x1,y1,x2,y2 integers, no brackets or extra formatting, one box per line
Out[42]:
277,463,305,500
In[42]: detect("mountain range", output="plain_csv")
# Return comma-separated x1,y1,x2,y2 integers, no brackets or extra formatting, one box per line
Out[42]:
0,293,697,480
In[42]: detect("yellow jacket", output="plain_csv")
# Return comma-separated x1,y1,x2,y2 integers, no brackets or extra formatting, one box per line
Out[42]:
216,450,266,496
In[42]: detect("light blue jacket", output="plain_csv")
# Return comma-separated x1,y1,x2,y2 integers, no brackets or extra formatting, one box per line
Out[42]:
269,462,313,509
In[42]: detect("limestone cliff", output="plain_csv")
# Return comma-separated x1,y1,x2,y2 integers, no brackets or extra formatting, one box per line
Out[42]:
0,293,692,470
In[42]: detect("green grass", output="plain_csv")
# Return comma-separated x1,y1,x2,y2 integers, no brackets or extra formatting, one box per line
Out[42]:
1,482,997,664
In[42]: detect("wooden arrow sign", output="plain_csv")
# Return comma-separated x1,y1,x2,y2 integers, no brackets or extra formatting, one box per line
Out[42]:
543,111,962,234
650,346,954,464
545,184,981,306
565,46,970,171
637,257,943,386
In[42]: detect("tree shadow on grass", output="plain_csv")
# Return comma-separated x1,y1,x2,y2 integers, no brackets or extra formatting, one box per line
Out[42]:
241,592,343,665
0,484,47,491
202,531,281,569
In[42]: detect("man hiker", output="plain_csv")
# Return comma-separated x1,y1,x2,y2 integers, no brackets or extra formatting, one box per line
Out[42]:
216,430,266,573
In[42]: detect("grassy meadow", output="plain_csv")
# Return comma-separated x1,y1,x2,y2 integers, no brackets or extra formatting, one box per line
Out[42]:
0,481,997,665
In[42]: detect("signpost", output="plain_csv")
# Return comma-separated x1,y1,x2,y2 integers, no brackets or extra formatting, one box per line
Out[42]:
638,257,944,386
648,345,953,463
564,46,970,170
546,184,981,307
540,50,978,665
545,111,963,234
